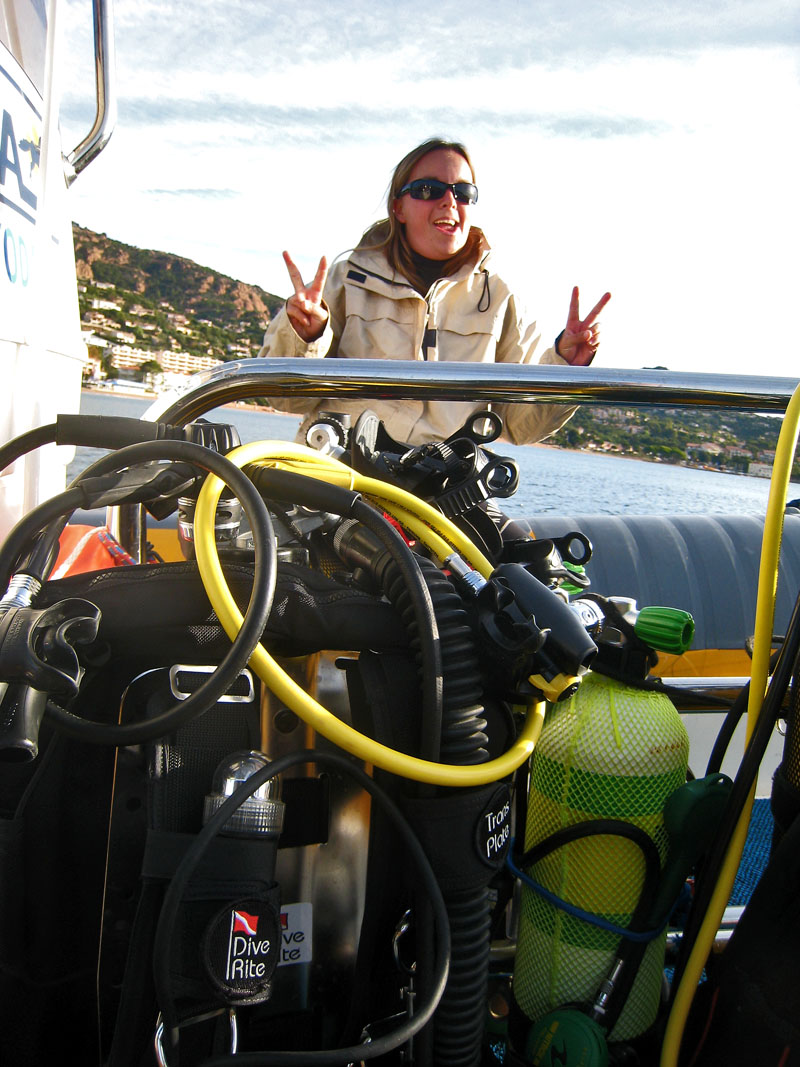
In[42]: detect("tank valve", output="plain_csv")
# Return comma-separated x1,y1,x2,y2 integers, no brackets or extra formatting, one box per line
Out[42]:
304,412,351,456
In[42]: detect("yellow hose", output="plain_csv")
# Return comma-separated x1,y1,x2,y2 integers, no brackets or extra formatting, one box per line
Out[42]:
660,382,800,1067
193,440,546,786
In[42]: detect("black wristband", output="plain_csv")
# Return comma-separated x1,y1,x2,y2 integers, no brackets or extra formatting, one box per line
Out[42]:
554,329,565,358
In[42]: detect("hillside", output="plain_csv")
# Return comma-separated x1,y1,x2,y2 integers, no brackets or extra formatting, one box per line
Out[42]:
548,404,800,478
73,224,283,364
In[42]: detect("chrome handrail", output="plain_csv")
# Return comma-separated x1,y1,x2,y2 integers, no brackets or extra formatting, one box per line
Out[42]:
66,0,116,182
144,359,800,427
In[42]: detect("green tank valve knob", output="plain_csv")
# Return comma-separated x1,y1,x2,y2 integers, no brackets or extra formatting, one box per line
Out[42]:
562,561,587,595
634,606,695,654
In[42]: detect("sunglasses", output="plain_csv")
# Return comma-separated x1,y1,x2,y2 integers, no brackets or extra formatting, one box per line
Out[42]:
398,178,479,205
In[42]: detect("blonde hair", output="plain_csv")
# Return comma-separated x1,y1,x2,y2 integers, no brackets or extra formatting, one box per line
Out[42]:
361,138,485,290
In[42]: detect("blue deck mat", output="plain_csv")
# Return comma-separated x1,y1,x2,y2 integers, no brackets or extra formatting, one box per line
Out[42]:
730,796,774,906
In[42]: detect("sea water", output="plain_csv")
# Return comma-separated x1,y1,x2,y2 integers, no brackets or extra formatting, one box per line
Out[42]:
68,389,800,518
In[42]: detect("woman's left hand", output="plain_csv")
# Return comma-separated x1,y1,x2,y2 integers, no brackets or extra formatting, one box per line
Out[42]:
557,287,612,366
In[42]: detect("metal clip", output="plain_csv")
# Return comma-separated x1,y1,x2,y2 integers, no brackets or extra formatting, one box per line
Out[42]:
154,1009,238,1066
392,910,416,1064
169,664,255,703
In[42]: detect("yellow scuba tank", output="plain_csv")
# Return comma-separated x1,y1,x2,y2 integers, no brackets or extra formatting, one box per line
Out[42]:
513,671,689,1043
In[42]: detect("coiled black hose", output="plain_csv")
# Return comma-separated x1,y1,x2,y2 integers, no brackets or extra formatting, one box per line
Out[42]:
248,472,446,752
331,514,446,762
0,414,194,475
34,440,277,746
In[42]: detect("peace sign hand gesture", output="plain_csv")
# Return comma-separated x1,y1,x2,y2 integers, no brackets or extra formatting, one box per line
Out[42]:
557,286,612,366
283,250,329,343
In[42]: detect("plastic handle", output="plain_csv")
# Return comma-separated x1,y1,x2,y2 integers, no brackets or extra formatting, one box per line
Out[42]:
634,605,695,654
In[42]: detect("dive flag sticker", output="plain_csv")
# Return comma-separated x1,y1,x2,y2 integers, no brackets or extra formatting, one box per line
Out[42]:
233,910,259,936
278,902,312,967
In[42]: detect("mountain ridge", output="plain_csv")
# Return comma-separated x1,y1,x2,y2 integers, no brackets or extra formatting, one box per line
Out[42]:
73,223,284,367
73,223,283,322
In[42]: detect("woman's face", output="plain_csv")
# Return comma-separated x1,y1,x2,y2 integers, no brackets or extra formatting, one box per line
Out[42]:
393,148,474,260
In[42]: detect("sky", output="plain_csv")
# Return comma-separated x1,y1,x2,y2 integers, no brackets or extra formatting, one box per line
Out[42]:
58,0,800,379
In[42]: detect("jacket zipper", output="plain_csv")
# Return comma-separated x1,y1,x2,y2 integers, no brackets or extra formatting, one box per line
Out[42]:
423,280,444,362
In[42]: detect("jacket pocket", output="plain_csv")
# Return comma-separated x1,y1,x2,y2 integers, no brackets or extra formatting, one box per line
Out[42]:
435,300,503,363
340,283,420,360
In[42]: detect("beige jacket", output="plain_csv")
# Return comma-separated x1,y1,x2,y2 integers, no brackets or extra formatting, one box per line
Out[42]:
257,236,575,446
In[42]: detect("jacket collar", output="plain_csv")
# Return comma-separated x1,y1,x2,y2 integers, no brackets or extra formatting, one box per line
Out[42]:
345,228,492,291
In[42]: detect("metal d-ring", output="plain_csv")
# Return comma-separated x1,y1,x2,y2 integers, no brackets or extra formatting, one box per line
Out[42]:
154,1008,238,1066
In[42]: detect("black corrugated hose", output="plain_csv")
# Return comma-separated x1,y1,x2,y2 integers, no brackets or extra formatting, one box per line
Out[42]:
372,550,494,1067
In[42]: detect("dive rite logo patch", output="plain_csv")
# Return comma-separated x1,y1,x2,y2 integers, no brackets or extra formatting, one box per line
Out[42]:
203,899,280,1003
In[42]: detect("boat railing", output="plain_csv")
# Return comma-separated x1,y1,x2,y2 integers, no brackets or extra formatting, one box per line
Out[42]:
142,358,800,423
107,359,800,559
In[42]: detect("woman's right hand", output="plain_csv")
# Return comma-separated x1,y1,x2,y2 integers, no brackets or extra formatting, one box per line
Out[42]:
282,250,329,342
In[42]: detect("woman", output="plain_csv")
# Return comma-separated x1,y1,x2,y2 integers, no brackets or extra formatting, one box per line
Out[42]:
258,137,610,447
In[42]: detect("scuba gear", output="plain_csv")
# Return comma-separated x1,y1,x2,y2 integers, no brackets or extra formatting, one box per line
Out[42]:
1,396,799,1067
323,408,523,561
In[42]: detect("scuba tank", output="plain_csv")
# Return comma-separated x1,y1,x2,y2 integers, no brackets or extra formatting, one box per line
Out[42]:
513,652,690,1049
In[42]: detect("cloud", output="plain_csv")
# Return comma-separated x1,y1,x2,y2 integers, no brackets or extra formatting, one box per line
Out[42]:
145,188,238,199
60,0,797,157
63,0,799,95
62,0,794,156
62,90,669,146
55,6,794,112
60,0,800,378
